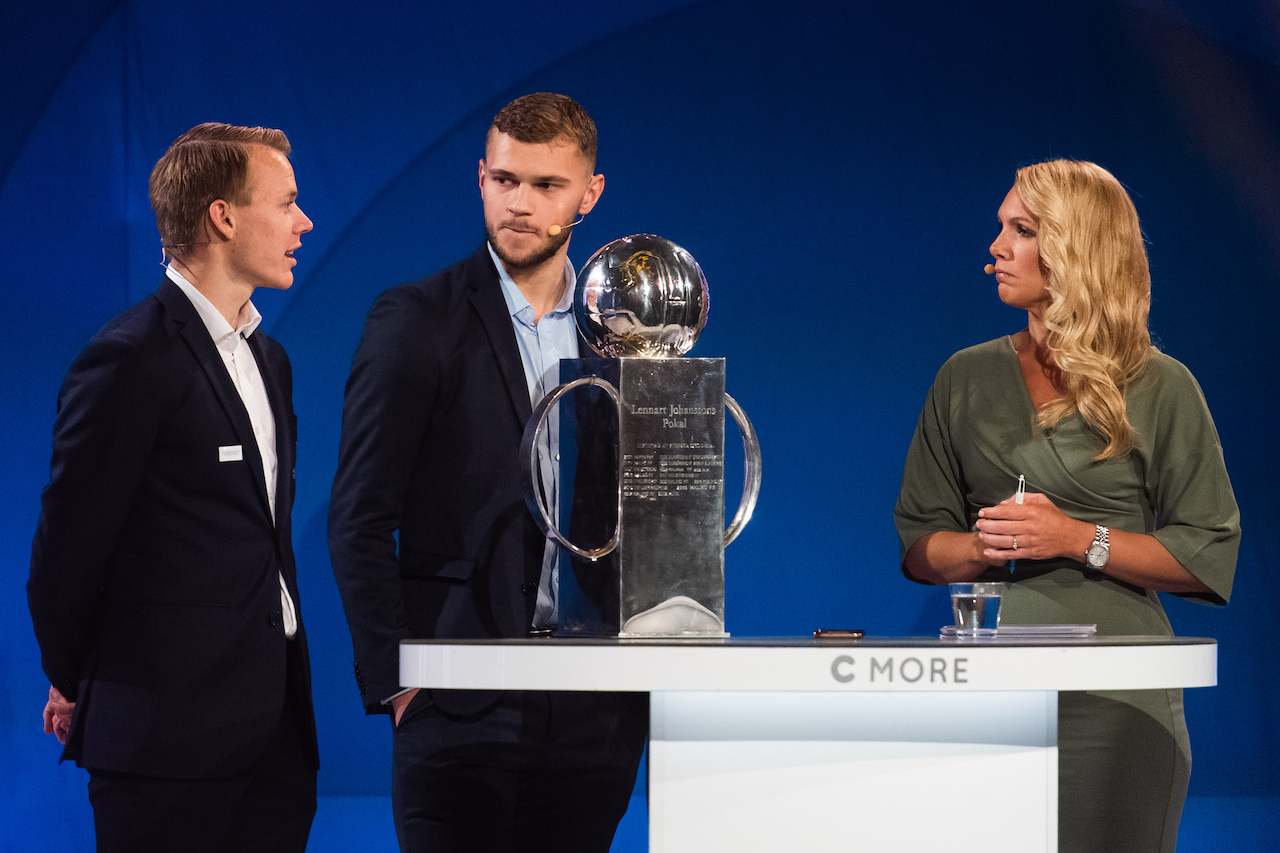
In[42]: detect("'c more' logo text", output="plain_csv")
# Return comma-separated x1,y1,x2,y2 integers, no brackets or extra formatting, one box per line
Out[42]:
830,654,969,684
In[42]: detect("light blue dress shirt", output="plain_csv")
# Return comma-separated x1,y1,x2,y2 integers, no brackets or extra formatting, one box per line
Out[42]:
488,244,579,629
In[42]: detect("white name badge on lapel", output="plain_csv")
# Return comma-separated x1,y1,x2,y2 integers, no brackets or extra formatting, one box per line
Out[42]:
219,445,244,462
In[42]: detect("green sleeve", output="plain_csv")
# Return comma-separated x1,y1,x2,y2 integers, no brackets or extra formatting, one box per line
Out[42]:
894,362,969,580
1141,356,1240,604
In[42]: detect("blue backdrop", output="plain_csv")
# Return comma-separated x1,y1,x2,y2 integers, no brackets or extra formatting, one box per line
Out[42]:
3,0,1277,848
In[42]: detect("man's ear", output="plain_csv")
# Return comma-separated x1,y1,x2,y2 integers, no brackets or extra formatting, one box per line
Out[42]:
206,199,235,241
578,173,605,215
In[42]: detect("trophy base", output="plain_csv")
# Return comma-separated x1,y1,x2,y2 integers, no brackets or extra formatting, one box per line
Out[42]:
617,594,727,638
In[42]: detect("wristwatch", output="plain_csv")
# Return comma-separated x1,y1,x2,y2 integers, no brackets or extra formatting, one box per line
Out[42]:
1084,525,1110,570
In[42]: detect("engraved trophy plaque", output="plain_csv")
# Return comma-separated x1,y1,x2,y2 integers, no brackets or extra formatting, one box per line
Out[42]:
521,234,761,637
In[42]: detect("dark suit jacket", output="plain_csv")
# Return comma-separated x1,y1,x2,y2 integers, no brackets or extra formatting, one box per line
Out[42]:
27,277,318,779
329,245,547,714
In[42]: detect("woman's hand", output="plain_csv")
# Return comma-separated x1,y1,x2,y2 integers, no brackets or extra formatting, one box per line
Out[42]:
975,492,1093,562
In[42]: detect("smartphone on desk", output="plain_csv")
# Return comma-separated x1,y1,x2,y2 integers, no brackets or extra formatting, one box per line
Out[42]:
813,629,864,640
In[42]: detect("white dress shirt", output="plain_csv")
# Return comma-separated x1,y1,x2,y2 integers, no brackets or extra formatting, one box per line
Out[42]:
167,266,298,638
488,244,579,629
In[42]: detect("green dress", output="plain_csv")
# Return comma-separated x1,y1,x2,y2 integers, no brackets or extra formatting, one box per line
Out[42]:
895,336,1240,853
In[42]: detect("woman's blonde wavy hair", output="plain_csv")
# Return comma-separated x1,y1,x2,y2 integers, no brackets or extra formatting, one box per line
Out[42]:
1014,159,1152,460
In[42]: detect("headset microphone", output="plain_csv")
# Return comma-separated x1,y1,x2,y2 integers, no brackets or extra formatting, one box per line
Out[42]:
547,217,585,237
984,264,996,274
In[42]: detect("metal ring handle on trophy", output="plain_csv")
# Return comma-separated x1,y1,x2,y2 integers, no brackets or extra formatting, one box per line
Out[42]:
520,375,620,560
519,235,762,559
723,393,761,546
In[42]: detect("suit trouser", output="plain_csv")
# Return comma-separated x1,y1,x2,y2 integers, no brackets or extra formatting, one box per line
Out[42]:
392,689,649,853
86,644,317,853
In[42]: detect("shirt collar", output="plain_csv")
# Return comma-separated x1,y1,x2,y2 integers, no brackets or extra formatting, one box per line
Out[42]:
487,243,576,327
166,265,263,352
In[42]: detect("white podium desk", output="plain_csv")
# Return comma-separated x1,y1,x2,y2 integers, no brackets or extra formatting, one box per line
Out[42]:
402,636,1216,853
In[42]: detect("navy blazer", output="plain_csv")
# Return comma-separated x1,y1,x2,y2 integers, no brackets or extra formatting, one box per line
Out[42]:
330,245,548,714
28,277,318,778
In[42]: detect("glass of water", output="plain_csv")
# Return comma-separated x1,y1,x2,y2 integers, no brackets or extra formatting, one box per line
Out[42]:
949,582,1003,636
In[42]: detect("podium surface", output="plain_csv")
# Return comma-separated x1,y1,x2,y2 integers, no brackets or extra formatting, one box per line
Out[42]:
401,637,1216,853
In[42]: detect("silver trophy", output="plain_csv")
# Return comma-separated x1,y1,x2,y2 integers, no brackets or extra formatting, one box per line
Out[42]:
521,234,761,637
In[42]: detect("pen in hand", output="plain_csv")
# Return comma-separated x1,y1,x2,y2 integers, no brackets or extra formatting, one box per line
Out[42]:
1010,474,1026,572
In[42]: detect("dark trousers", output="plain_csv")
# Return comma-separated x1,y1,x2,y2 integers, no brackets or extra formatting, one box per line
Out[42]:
87,681,316,853
392,689,649,853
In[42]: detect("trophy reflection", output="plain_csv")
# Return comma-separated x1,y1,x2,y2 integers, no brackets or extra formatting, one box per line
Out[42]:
521,234,761,637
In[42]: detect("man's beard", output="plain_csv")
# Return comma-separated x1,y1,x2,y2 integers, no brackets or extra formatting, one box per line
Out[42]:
486,219,570,270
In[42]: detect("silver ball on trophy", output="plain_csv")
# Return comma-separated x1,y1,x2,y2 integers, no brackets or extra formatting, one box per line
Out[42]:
574,234,708,358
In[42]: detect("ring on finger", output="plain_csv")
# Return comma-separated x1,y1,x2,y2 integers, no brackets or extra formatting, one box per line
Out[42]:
1013,536,1018,550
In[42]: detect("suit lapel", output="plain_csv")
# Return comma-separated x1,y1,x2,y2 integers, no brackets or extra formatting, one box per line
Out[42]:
157,279,275,523
468,248,534,425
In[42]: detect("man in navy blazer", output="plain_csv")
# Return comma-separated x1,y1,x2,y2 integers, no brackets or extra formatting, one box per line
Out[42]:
28,123,319,853
330,93,647,852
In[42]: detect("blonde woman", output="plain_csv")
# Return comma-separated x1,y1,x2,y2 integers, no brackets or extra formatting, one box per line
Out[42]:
895,159,1239,851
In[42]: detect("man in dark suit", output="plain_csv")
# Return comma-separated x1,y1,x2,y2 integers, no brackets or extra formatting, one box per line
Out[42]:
27,122,319,853
329,93,648,852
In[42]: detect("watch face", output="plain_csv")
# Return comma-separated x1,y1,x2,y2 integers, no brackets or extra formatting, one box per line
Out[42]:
1086,543,1109,568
